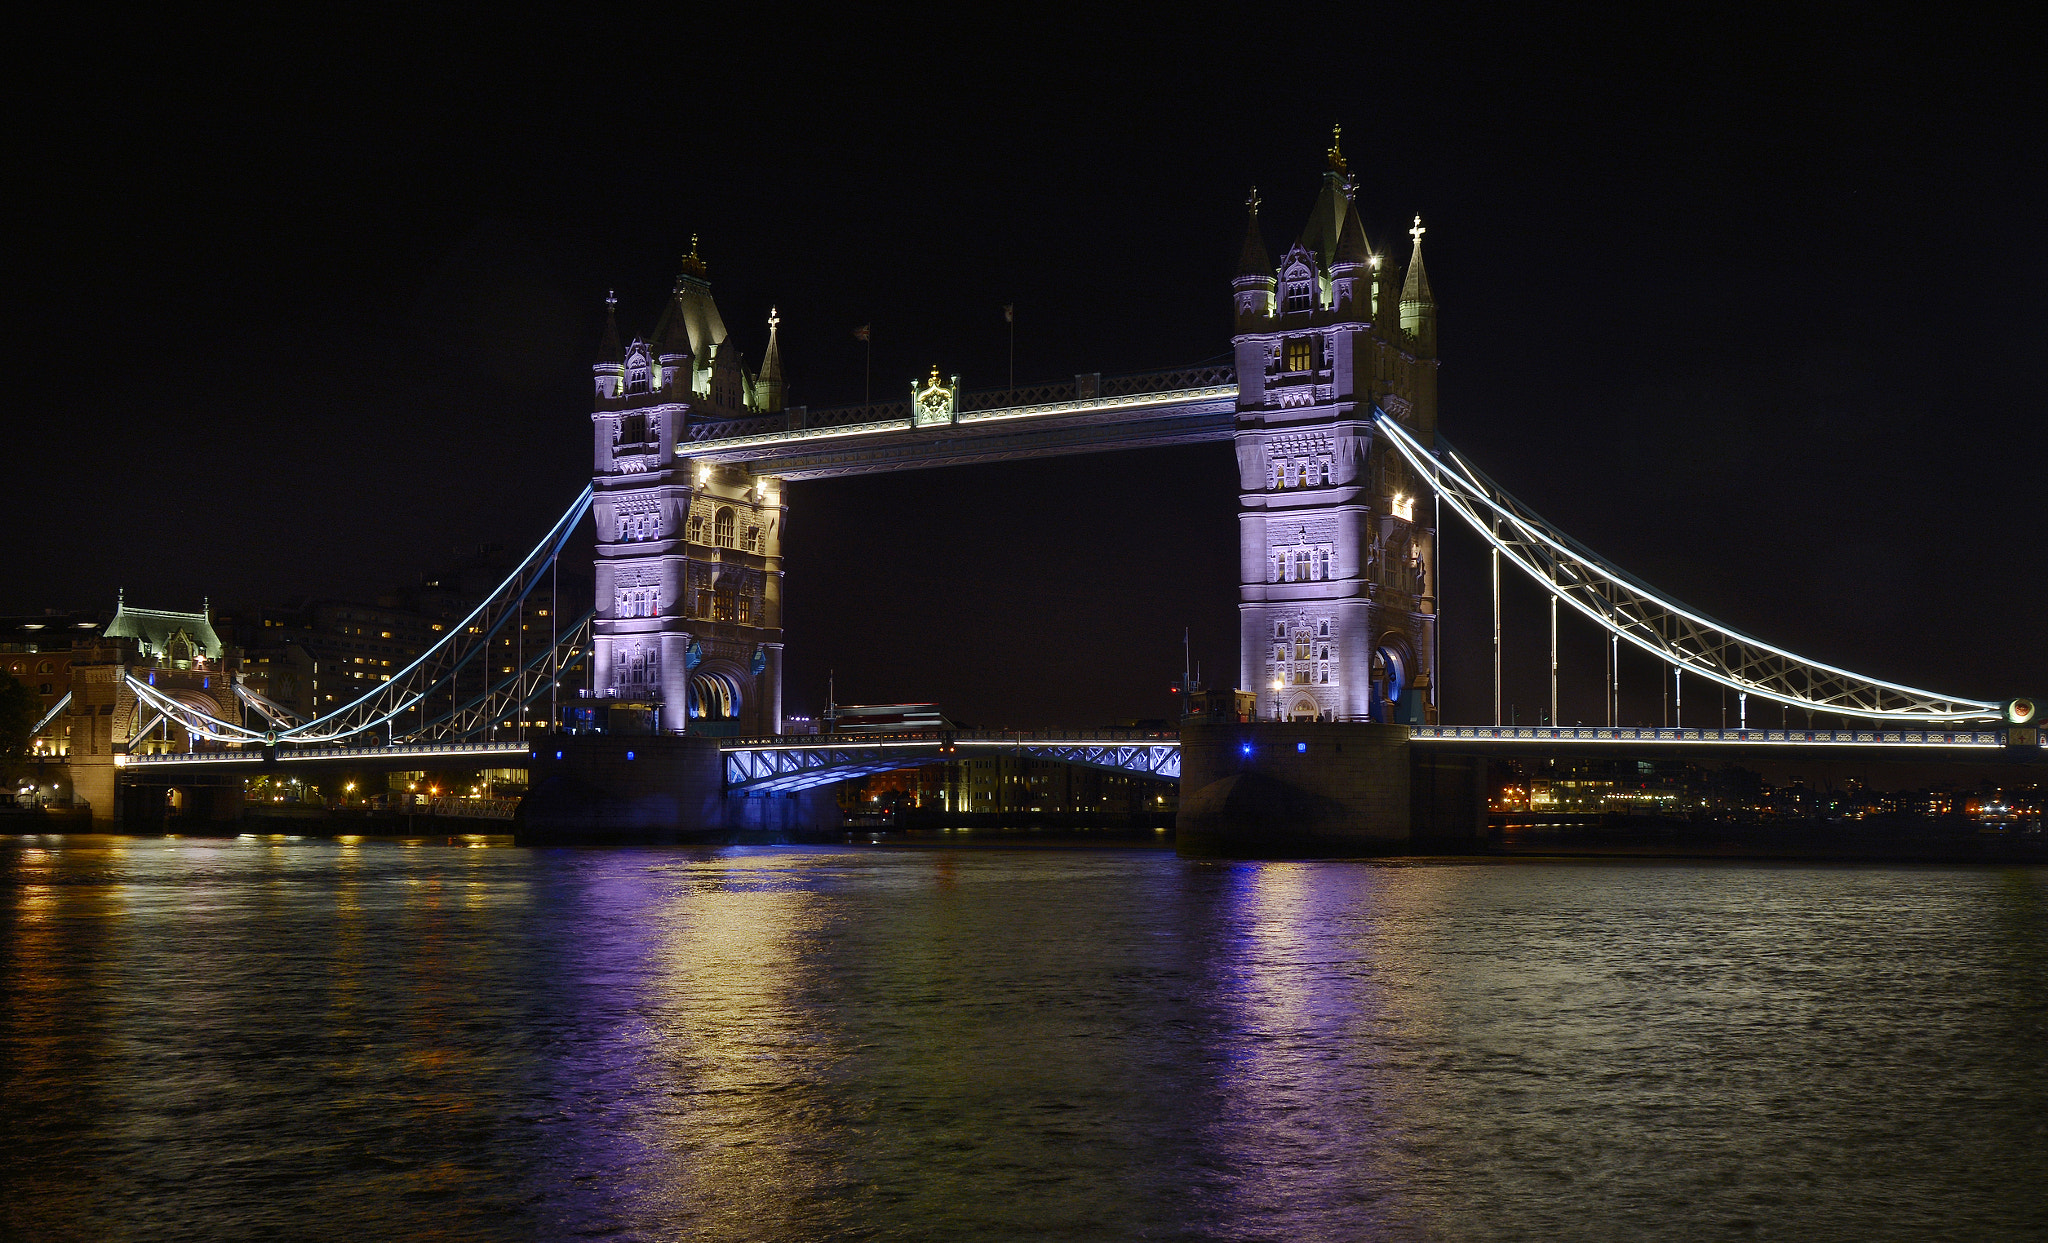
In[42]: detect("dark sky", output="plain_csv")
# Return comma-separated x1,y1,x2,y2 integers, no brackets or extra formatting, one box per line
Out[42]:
8,12,2044,727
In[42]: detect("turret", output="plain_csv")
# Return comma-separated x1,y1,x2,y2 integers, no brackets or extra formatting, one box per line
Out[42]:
1329,200,1374,320
754,307,784,413
1399,215,1436,358
652,234,727,399
1297,124,1354,273
1232,188,1274,328
594,291,624,399
1374,245,1401,334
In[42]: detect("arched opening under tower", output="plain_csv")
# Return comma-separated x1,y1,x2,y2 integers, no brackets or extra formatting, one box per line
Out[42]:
689,670,743,731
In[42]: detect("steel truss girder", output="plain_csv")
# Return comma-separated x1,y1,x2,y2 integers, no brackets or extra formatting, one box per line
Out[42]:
722,736,1182,794
1373,413,2001,722
417,614,592,742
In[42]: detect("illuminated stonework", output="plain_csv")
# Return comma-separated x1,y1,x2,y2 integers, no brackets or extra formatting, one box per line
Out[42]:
590,251,786,735
1234,151,1439,724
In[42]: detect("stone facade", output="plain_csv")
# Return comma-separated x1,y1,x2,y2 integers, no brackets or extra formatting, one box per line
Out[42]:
65,602,243,824
1234,135,1439,725
590,245,787,736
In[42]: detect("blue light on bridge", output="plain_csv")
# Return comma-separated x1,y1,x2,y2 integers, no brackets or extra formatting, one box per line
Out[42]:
1297,742,1307,753
1241,743,1253,756
626,751,635,761
556,750,564,759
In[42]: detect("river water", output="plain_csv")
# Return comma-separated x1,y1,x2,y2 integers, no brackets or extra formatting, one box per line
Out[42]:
2,836,2044,1241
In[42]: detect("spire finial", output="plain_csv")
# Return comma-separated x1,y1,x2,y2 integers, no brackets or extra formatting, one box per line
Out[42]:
1327,124,1347,175
1246,185,1261,215
767,306,780,332
605,289,617,310
677,234,707,280
1410,214,1426,246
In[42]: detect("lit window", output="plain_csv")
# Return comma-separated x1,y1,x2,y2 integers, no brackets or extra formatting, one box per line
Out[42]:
1285,337,1312,371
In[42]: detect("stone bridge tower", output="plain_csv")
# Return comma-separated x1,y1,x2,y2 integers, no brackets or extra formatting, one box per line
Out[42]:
1234,131,1439,724
589,239,786,736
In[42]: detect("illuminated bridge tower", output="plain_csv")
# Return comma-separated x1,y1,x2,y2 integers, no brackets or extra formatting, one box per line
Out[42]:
1234,132,1439,724
590,239,787,736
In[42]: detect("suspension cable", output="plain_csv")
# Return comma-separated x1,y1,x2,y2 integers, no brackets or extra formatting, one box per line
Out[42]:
1374,412,2000,722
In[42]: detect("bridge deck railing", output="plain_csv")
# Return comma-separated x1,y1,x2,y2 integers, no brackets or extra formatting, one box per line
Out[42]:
125,739,542,765
722,728,1181,749
1412,725,2021,747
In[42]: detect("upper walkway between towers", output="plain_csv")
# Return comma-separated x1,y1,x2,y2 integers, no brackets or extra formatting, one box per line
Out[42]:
678,363,1238,479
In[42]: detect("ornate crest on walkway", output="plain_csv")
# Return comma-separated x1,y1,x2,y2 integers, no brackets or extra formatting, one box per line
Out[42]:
912,366,958,427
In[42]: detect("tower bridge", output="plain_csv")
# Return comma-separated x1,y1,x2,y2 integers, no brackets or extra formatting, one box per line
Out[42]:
61,130,2039,846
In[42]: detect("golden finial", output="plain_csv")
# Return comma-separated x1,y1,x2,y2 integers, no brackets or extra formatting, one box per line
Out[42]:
1246,185,1261,215
928,365,942,387
1326,124,1347,175
677,233,707,280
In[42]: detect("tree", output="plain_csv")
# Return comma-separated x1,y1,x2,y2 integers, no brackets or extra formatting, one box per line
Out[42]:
0,671,41,782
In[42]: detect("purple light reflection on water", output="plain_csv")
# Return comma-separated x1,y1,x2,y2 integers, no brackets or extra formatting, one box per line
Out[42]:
1,839,2045,1240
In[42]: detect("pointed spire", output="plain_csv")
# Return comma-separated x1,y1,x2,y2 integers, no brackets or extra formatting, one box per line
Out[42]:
1333,201,1372,268
1400,215,1436,356
755,306,784,413
598,290,622,363
1236,186,1271,277
1400,214,1434,304
1300,137,1354,269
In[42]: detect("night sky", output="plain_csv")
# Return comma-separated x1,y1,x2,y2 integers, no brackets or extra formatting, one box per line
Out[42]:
9,13,2043,728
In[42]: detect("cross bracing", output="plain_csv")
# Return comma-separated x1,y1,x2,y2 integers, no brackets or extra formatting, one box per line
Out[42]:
722,733,1183,794
1373,413,2005,723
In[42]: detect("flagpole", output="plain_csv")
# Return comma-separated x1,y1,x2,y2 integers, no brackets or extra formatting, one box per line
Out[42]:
1004,303,1015,399
854,323,872,409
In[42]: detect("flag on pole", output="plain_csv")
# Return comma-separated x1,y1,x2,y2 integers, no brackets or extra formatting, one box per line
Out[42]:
1003,304,1014,323
852,324,870,342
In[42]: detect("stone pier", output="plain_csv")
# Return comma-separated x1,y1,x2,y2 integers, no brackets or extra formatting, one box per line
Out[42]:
1176,721,1484,857
517,734,840,845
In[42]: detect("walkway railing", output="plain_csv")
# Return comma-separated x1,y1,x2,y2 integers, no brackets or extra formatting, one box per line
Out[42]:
1412,725,2021,748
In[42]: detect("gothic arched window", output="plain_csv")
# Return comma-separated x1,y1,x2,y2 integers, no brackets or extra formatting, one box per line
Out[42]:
1283,269,1314,315
713,507,736,548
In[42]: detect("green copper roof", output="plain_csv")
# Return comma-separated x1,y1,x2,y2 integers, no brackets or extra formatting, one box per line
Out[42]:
104,603,223,660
